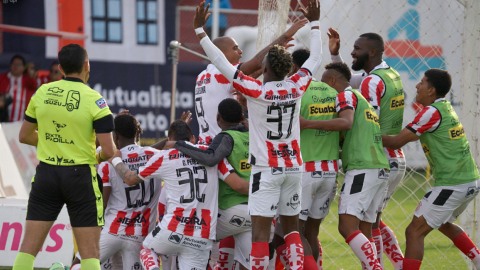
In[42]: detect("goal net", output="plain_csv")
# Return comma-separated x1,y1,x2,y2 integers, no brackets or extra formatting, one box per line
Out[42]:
256,0,480,269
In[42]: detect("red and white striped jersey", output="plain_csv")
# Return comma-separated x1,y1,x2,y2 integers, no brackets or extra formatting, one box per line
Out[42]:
336,88,358,113
100,144,162,240
195,63,241,145
406,99,443,136
137,144,233,240
304,160,339,172
0,72,37,122
231,68,312,167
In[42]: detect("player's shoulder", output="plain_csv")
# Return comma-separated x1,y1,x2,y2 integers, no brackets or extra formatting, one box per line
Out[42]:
361,73,383,86
417,105,439,116
141,146,161,155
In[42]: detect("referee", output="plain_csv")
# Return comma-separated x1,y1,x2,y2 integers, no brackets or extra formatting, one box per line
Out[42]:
14,44,115,270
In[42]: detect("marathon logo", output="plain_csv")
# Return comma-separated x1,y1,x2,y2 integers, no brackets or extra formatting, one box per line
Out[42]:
168,232,183,244
45,133,74,145
449,125,465,140
309,103,336,116
229,215,245,227
364,109,380,126
239,159,251,172
389,96,405,110
264,92,301,101
422,143,430,155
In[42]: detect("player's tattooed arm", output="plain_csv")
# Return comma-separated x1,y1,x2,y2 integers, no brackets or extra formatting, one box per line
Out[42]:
114,162,144,186
382,127,419,149
240,20,307,75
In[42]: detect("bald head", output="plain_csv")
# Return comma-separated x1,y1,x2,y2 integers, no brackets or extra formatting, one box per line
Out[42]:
213,36,242,64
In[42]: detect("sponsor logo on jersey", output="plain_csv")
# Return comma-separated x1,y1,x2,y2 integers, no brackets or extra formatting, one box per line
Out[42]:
196,75,211,86
95,97,107,109
309,85,330,91
175,214,208,226
449,125,465,140
390,95,405,110
308,103,336,116
195,86,206,95
45,133,74,144
168,232,183,244
123,154,154,164
229,215,245,227
451,118,460,126
65,90,80,112
270,146,299,159
47,87,64,94
323,171,336,177
300,209,309,216
239,159,251,172
364,109,380,125
181,236,208,250
315,130,332,136
169,152,190,160
374,133,382,144
297,70,307,77
422,143,430,155
44,98,63,106
311,171,322,178
287,193,300,209
392,118,403,128
312,95,336,103
46,156,75,165
265,92,301,101
378,169,390,179
271,167,283,175
285,167,300,174
52,121,66,132
115,214,148,225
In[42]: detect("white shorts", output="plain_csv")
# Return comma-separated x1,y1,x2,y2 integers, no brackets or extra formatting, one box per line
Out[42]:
249,165,302,217
217,204,252,268
378,157,406,212
300,168,337,221
98,231,144,270
415,179,480,229
143,226,213,270
338,168,389,223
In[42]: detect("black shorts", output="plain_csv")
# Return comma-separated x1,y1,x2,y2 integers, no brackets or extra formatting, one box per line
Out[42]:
27,162,104,227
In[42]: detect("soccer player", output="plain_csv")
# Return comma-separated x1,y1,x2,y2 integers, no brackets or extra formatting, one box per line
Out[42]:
301,62,388,269
194,11,306,145
194,1,321,268
109,120,234,270
272,48,339,270
98,113,163,268
166,98,251,270
16,44,116,270
329,29,406,268
381,69,480,270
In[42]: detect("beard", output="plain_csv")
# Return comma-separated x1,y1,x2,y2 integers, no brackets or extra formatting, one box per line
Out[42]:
351,53,368,71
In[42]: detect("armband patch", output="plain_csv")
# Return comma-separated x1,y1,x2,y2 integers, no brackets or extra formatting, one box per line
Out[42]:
95,98,107,109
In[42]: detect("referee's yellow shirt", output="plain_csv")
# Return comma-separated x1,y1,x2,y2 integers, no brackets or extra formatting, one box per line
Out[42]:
25,77,113,166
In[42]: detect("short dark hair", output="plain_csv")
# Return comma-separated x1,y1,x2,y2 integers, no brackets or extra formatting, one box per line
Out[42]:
114,113,143,139
218,98,243,123
10,55,26,66
291,49,310,67
58,44,88,75
267,45,293,78
424,68,452,97
168,120,193,141
325,62,352,82
359,33,384,53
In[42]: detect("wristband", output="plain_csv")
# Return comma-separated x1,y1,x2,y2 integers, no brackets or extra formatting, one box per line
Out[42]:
310,21,320,27
195,27,205,35
112,157,122,167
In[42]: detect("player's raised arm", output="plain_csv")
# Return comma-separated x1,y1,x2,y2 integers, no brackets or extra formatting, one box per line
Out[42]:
239,19,308,75
298,0,322,74
194,1,237,82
